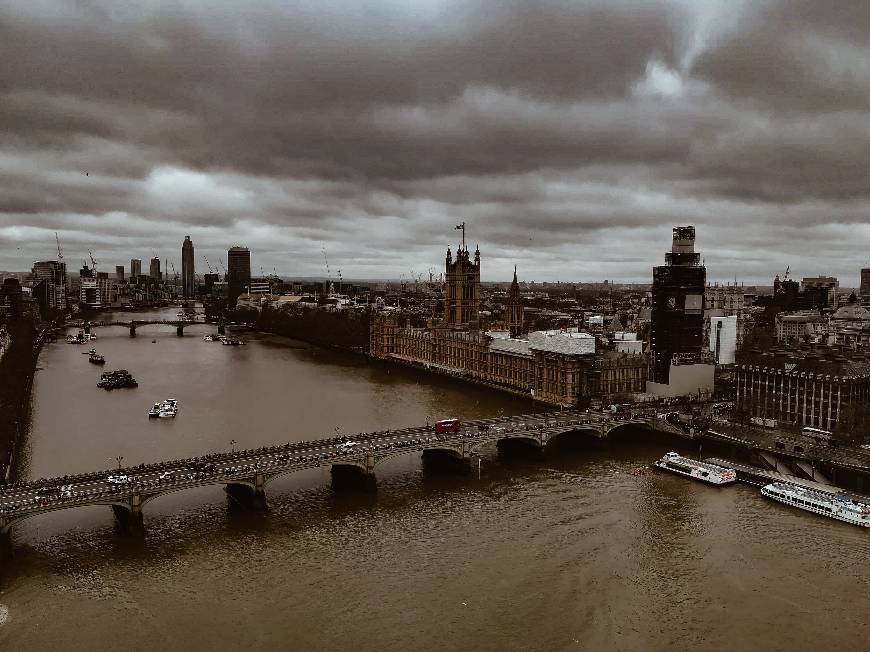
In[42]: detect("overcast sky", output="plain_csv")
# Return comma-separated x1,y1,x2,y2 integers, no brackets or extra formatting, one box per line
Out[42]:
2,1,869,283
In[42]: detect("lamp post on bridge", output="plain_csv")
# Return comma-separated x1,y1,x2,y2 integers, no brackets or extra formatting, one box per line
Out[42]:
230,439,236,453
115,455,123,470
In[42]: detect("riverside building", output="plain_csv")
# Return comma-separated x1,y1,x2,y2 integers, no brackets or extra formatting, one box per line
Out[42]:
370,232,648,407
735,347,870,436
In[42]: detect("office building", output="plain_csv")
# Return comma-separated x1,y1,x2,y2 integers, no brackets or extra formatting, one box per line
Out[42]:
31,260,67,312
709,315,737,365
801,276,839,308
227,246,251,303
115,265,125,282
149,257,161,280
182,236,195,299
861,269,870,301
130,258,142,279
736,347,870,436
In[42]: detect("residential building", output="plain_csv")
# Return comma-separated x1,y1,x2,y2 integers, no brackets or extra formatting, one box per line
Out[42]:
149,257,161,280
182,236,195,299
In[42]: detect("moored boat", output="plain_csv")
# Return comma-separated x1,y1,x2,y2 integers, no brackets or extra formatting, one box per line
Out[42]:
761,482,870,527
653,452,736,485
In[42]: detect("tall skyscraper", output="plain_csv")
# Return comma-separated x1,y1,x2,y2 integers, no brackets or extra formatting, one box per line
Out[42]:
130,258,142,279
649,226,706,385
115,265,125,282
149,257,161,280
227,246,251,302
182,236,195,299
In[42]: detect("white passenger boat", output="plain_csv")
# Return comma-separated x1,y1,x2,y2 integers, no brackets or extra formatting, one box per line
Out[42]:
151,398,179,418
653,452,736,485
761,482,870,528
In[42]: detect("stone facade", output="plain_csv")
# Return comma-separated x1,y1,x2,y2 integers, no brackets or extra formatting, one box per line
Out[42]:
443,244,480,328
371,315,648,407
735,348,870,435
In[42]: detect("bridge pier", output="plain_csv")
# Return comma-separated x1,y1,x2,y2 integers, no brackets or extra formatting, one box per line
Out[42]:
217,322,226,335
422,449,472,475
496,438,544,460
112,499,145,537
331,464,377,492
129,323,137,337
83,323,91,334
225,478,267,511
176,325,185,337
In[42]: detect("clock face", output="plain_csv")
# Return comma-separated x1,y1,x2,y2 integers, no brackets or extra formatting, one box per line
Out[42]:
667,296,677,309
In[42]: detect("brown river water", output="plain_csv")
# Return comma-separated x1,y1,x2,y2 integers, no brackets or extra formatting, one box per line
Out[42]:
0,309,867,650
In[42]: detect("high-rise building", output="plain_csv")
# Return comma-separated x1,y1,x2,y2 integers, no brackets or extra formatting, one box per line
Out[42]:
649,226,706,385
31,260,67,311
443,236,480,329
130,258,142,279
115,265,125,282
860,269,870,300
182,236,195,299
506,266,524,338
227,246,251,303
149,257,161,280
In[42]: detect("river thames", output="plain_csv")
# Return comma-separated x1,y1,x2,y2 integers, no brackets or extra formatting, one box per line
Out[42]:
0,311,868,650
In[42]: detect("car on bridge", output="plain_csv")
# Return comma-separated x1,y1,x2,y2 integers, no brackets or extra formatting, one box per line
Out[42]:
107,474,131,485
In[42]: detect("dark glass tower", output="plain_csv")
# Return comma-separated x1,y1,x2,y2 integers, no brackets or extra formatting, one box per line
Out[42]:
650,226,706,384
227,246,251,303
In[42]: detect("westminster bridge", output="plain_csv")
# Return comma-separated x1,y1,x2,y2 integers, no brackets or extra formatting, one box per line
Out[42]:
0,410,691,536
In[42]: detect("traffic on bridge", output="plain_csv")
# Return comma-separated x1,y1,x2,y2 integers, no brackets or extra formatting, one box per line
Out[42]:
0,410,661,535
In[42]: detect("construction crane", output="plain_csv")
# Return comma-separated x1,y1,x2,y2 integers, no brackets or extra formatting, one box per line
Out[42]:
88,249,98,272
55,232,63,260
322,245,332,281
783,265,790,281
202,255,214,274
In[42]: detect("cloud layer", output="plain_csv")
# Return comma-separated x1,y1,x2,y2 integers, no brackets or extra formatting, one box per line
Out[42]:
2,1,869,283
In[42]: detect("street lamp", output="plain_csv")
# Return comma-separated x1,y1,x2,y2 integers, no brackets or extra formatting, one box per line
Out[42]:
230,439,236,453
115,455,123,469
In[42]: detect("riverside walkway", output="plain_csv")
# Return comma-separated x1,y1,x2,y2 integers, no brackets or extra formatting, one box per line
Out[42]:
0,410,683,535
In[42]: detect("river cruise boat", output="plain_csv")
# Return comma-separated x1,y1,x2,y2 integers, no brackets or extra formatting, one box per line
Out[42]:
761,482,870,527
88,352,105,365
653,452,736,485
155,398,178,418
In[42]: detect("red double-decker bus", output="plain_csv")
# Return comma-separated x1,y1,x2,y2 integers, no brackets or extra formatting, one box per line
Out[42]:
434,418,461,433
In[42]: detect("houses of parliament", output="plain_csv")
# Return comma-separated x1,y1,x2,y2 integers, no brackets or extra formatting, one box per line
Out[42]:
370,232,647,407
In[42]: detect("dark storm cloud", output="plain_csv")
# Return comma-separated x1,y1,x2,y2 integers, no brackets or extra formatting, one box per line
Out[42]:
2,1,870,282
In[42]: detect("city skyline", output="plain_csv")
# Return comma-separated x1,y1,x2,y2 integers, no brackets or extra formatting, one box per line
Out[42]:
3,2,870,282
